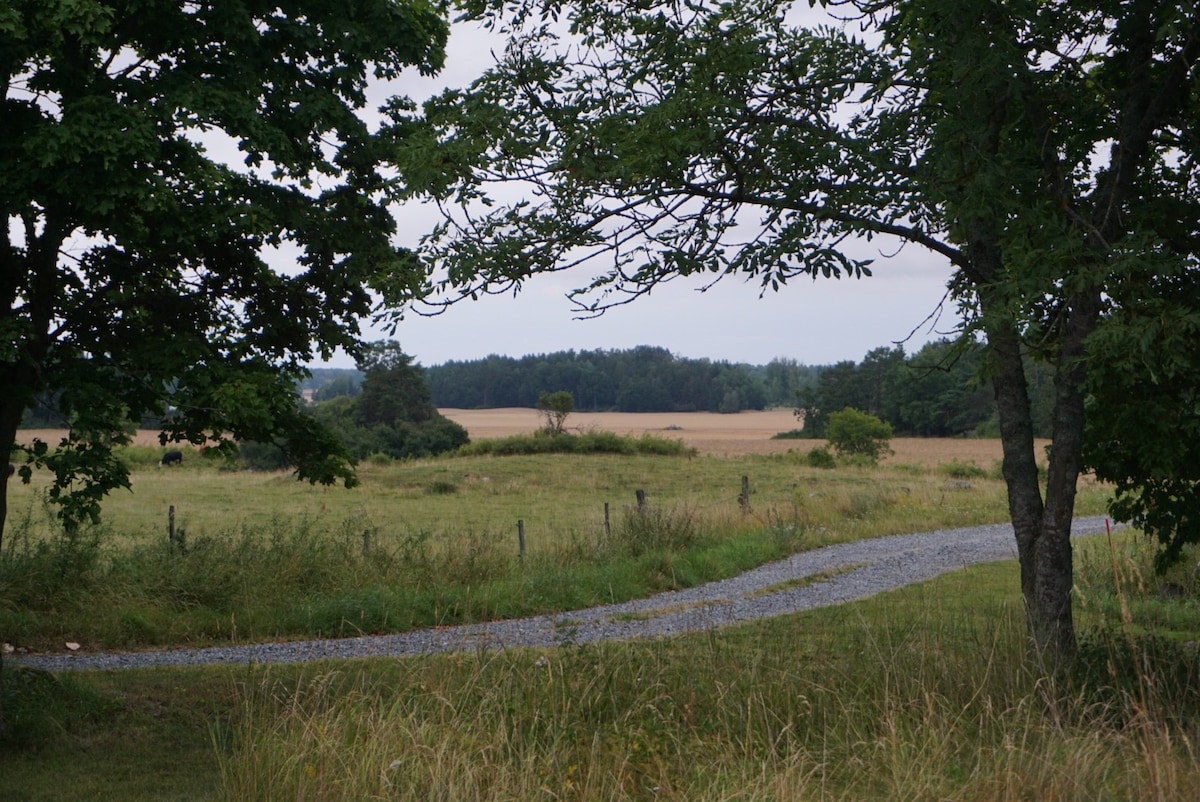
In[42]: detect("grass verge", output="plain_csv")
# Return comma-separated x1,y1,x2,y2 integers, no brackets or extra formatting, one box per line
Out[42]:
4,541,1199,800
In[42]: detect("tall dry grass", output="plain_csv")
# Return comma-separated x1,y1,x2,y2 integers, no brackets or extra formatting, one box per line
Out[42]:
215,556,1200,801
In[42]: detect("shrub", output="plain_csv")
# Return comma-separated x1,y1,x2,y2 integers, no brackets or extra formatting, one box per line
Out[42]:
456,431,695,457
825,408,893,463
626,434,695,456
237,439,293,471
940,459,988,479
804,446,836,469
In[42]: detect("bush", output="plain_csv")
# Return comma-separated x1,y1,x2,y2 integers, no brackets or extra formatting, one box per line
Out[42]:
825,408,893,463
308,398,469,461
456,431,696,457
237,440,293,471
940,459,988,479
804,446,837,469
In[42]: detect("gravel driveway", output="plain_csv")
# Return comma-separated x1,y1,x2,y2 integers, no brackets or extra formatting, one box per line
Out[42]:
10,516,1114,673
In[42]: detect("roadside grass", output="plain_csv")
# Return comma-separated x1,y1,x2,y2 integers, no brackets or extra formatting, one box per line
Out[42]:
1,444,1110,653
4,545,1200,800
1075,527,1200,643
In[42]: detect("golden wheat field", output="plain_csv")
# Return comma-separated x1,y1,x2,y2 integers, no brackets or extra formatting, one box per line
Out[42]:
17,408,1031,466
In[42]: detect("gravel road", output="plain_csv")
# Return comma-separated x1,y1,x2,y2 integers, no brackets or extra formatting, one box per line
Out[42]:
9,517,1114,673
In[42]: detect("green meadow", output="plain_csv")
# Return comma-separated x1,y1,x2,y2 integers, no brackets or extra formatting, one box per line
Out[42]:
3,441,1199,800
1,442,1066,652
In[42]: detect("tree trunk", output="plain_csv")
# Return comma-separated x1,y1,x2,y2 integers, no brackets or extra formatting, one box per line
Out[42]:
969,205,1099,657
0,389,22,737
978,279,1102,662
1035,289,1103,656
0,332,42,737
980,307,1063,656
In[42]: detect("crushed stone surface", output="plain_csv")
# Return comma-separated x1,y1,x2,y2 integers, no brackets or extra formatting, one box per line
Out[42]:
10,517,1113,672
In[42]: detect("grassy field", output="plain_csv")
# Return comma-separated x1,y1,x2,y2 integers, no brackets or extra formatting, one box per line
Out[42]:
2,415,1198,800
3,423,1098,653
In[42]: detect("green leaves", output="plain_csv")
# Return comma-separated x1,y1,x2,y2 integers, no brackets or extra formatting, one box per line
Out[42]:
1,0,451,534
1084,257,1200,569
825,407,894,463
396,1,1200,654
394,1,903,315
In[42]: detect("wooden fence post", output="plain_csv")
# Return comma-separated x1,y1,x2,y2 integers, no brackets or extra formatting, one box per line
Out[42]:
636,489,646,511
604,502,611,537
168,505,176,553
363,529,371,558
518,519,526,564
739,475,751,515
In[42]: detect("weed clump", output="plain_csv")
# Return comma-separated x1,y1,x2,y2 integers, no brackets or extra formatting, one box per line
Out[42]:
609,504,700,556
940,458,988,479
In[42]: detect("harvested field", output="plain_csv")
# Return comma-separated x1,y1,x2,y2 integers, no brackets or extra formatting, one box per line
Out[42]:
439,407,1030,465
17,409,1033,467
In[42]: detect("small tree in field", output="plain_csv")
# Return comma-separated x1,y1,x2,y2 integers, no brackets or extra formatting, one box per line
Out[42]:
826,408,893,464
537,391,575,436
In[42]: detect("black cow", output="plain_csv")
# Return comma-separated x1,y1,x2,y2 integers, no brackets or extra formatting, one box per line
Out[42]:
159,450,183,467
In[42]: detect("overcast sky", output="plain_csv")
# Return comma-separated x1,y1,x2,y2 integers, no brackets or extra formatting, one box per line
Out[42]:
322,10,964,371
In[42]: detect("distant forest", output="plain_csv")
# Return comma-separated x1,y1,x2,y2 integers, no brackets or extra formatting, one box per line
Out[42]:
305,342,1057,438
20,343,1054,439
424,346,812,413
307,345,811,412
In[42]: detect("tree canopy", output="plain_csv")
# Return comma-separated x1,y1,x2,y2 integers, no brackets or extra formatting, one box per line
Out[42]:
824,407,893,464
423,346,777,411
1,1,449,542
310,341,469,459
536,389,574,435
398,0,1200,659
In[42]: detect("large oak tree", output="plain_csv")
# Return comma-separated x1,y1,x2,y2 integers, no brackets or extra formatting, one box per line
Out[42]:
396,0,1200,660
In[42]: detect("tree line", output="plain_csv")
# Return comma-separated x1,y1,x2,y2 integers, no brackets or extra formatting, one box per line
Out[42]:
798,340,1056,439
304,340,1059,439
18,339,1057,440
424,346,787,412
